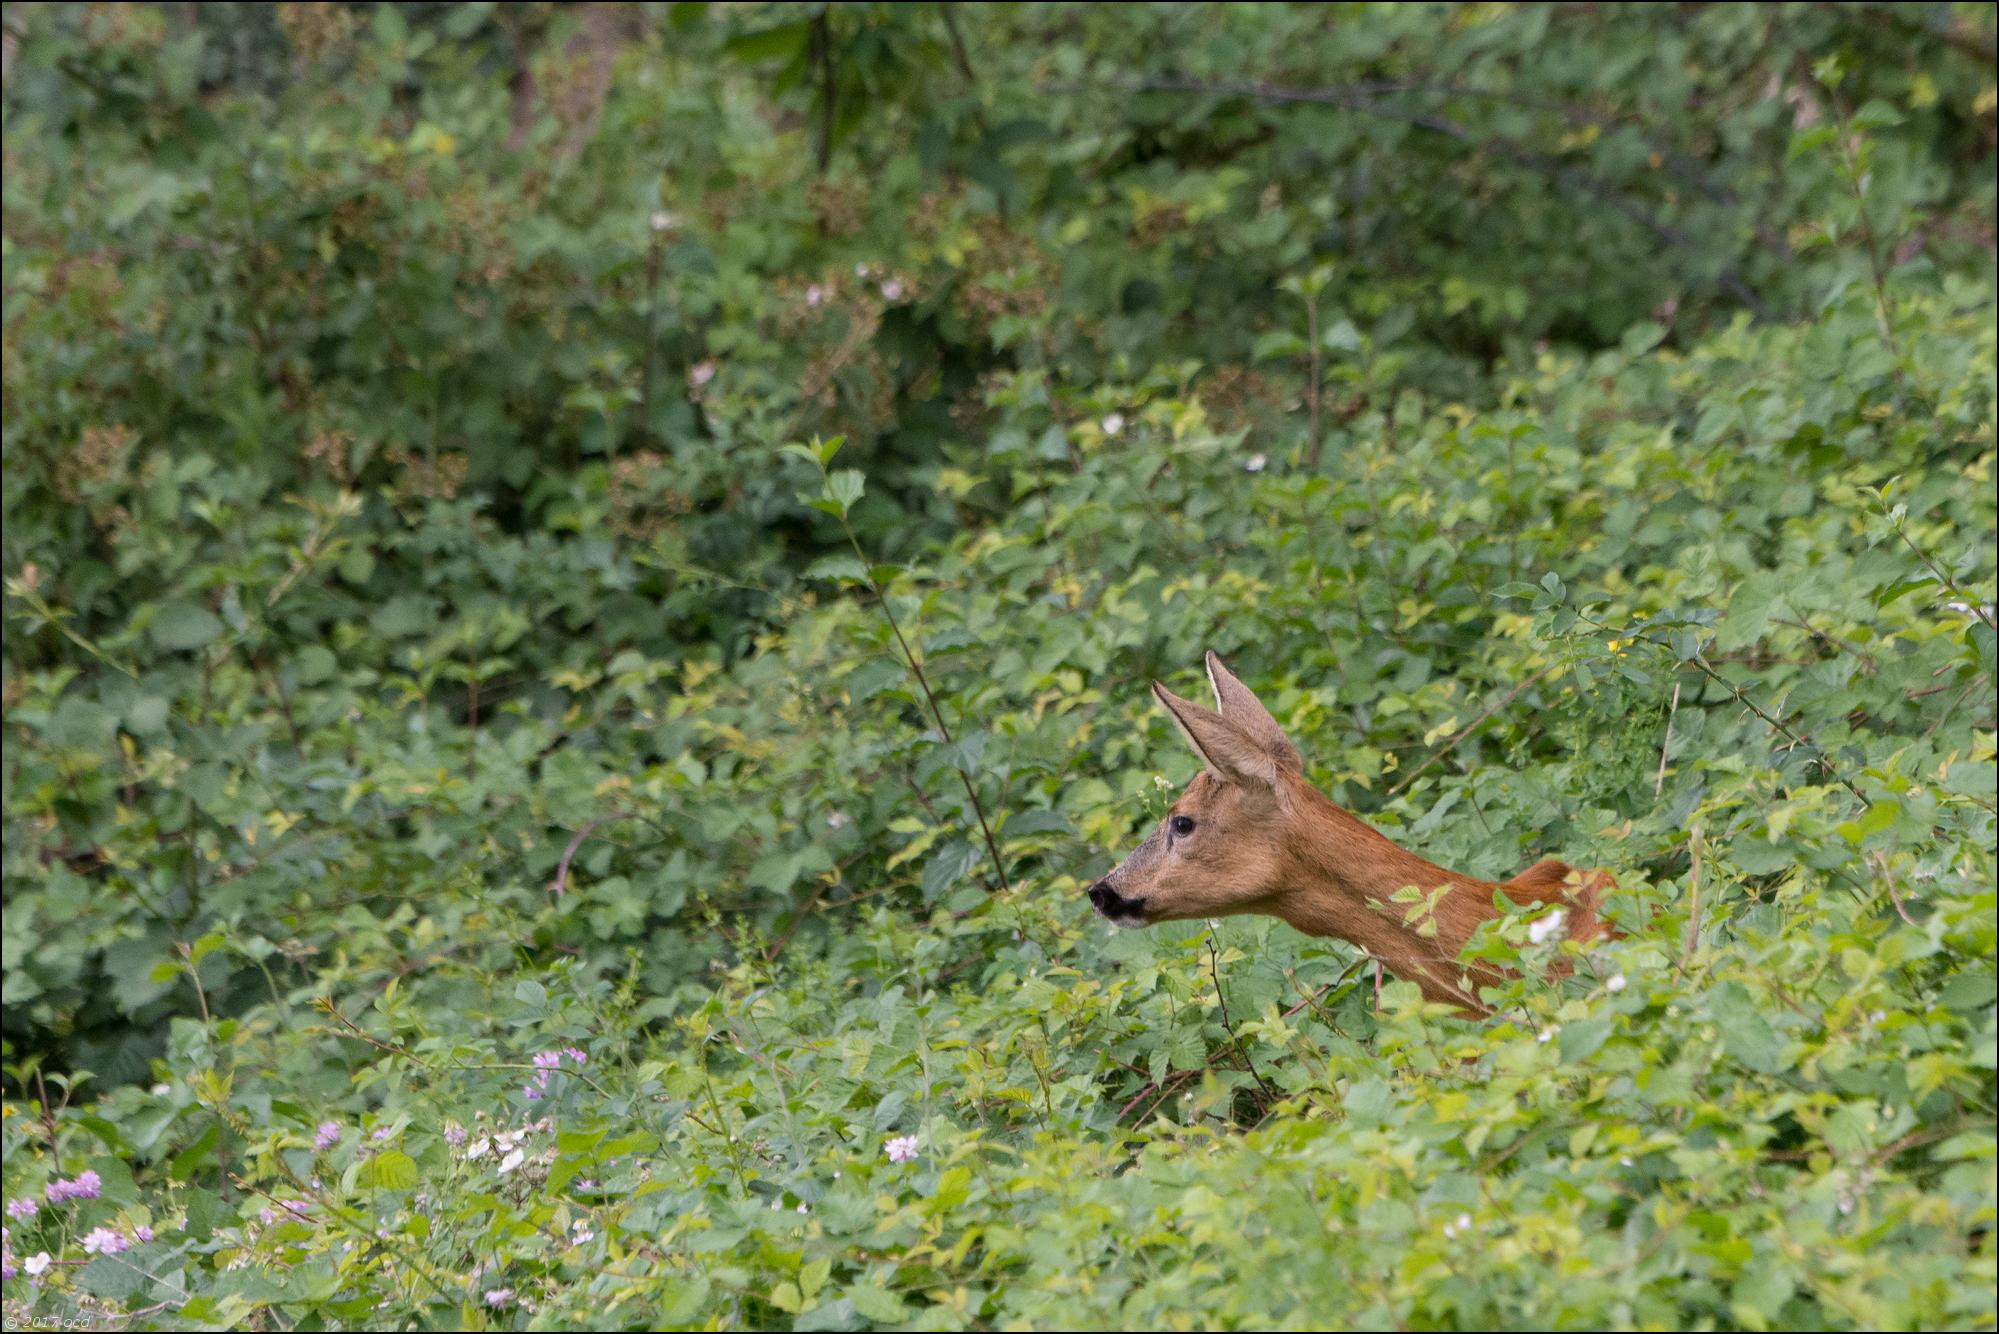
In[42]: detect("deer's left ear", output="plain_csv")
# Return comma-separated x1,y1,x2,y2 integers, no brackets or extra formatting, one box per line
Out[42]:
1152,681,1281,787
1204,651,1303,773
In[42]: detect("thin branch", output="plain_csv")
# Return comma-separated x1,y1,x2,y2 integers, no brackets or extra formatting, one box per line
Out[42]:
549,810,631,901
1654,680,1681,798
1678,825,1703,978
1685,652,1871,807
1869,852,1919,927
834,517,1011,894
1208,930,1275,1099
1883,506,1998,634
1388,664,1557,796
939,3,975,85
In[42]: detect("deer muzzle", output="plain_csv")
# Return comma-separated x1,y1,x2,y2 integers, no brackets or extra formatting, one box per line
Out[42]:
1087,879,1148,924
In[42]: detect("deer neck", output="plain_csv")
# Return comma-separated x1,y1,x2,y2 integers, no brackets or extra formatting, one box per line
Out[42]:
1267,783,1499,1007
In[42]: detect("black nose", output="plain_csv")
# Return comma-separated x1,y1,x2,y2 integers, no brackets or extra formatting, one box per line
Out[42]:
1087,879,1145,920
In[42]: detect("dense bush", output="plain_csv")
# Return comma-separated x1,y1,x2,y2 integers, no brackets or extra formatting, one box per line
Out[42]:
3,3,1994,1328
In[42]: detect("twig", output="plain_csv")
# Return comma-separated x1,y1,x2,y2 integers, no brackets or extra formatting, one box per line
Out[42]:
1826,85,1903,359
1686,652,1871,807
1388,664,1557,796
1678,825,1703,978
1883,506,1997,634
811,9,834,172
549,810,633,901
1869,851,1919,926
1654,680,1681,798
833,515,1011,894
939,3,975,85
178,941,212,1025
1305,291,1324,469
1208,929,1276,1099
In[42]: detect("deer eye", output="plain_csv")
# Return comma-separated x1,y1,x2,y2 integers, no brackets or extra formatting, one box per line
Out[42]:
1170,815,1196,838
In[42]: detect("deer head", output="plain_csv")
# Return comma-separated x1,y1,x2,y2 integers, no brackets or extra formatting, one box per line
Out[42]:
1085,651,1307,928
1087,652,1612,1011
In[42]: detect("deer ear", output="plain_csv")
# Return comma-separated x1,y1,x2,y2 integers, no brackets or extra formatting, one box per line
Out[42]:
1151,680,1280,787
1204,651,1304,773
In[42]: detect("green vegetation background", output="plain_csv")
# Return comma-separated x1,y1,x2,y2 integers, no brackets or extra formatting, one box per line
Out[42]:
2,3,1994,1328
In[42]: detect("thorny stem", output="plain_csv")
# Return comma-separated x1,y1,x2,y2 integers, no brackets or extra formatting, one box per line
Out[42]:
829,505,1011,895
1882,502,1998,635
1827,90,1903,362
1207,929,1276,1100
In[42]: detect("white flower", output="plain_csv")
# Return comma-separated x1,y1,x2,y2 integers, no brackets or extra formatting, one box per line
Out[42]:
24,1252,50,1277
649,211,677,234
827,811,849,830
1100,412,1125,436
854,262,873,279
689,359,718,388
884,1135,920,1163
796,1202,809,1214
465,1137,491,1161
1605,974,1627,993
1527,907,1567,944
880,278,905,301
498,1148,526,1174
149,1083,171,1096
1244,453,1267,473
485,1288,514,1308
1537,1026,1559,1044
805,285,825,308
1443,1211,1473,1238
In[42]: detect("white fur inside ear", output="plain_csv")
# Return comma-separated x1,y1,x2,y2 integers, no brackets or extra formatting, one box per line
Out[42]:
1205,653,1229,712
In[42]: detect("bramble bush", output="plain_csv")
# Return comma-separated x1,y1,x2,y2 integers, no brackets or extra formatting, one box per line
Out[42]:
3,3,1995,1329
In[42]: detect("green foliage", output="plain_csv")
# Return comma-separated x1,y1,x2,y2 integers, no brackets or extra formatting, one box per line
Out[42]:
4,2,1995,1328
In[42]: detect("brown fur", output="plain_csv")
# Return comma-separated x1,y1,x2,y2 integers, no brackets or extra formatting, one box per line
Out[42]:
1091,654,1616,1015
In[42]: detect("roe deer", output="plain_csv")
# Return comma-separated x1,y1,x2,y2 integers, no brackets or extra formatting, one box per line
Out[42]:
1086,652,1613,1014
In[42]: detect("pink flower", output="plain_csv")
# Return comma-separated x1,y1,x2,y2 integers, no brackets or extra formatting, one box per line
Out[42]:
134,1225,154,1243
81,1227,129,1255
315,1122,341,1150
370,1127,394,1142
485,1287,514,1308
45,1171,101,1203
445,1124,468,1147
884,1135,920,1163
562,1047,588,1066
4,1199,35,1220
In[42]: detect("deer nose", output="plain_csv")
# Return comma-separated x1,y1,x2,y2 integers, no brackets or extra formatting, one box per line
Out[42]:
1087,879,1145,920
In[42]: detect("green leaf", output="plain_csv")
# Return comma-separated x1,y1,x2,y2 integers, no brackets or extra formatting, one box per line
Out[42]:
362,1149,419,1191
1251,331,1308,362
847,1284,909,1322
150,601,223,651
724,21,810,64
1560,1017,1613,1063
824,469,866,517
